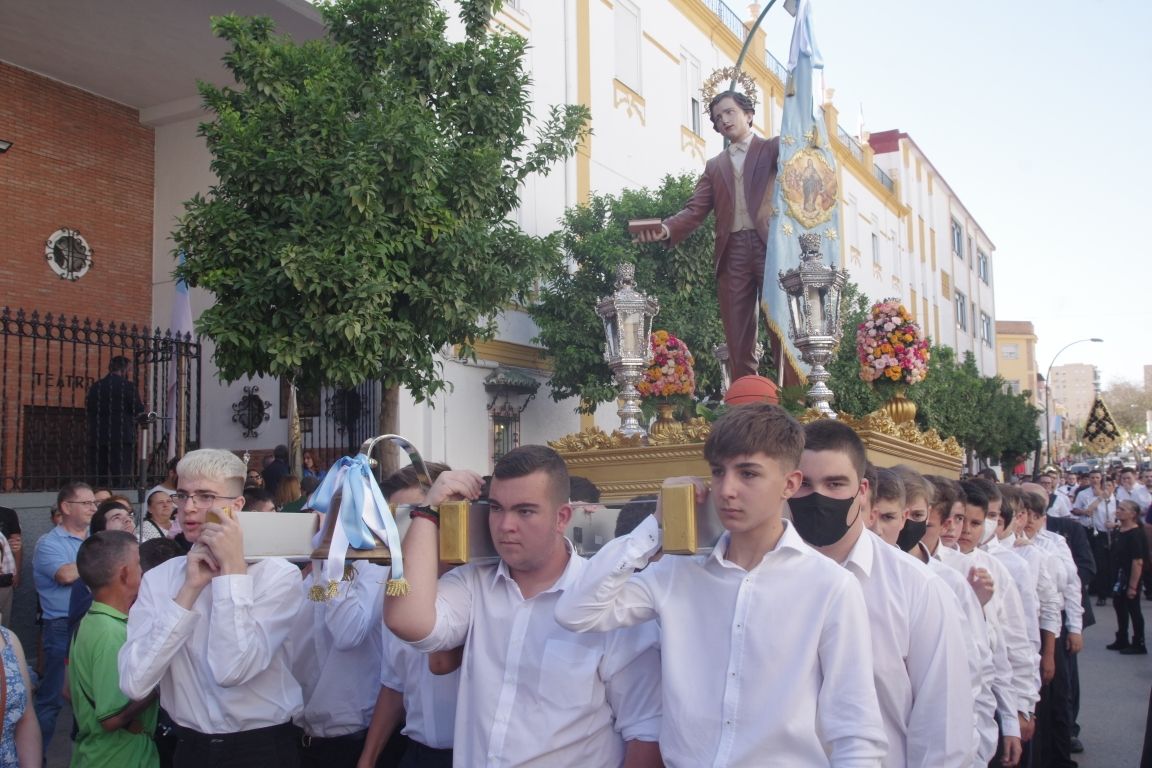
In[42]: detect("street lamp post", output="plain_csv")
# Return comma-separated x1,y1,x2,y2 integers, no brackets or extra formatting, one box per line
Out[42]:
1044,337,1103,467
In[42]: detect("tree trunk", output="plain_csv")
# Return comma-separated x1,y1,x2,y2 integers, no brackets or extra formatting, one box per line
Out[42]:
288,378,303,478
375,383,401,478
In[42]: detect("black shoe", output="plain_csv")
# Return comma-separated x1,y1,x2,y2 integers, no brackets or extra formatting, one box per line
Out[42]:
1120,644,1148,655
1106,639,1129,650
1096,596,1108,606
1070,736,1084,753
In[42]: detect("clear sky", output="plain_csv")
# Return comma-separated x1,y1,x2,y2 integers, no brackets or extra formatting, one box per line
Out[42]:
759,0,1152,389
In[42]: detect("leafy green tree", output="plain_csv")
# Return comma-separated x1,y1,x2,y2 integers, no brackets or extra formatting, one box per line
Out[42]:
532,174,751,411
174,0,589,402
1102,379,1152,436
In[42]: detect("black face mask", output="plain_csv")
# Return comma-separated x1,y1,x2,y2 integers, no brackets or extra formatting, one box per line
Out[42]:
896,519,928,552
789,490,859,547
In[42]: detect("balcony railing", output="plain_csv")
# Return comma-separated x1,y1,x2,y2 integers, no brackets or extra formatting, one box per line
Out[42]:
765,50,788,83
837,126,863,163
873,165,895,192
702,0,746,42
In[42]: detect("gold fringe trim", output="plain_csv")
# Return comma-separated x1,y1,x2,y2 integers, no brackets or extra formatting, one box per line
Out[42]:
306,584,327,602
760,300,808,387
385,578,411,597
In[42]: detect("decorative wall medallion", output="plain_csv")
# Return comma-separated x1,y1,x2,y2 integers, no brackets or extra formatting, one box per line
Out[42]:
45,228,93,280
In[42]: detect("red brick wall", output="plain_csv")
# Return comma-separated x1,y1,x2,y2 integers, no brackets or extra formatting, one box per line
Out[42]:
0,61,154,329
0,62,155,489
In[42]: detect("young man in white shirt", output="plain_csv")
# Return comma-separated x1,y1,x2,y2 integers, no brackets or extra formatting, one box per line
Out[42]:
118,449,305,768
895,470,998,768
385,445,661,767
1117,467,1152,515
357,463,459,768
556,403,886,767
793,420,973,768
955,480,1039,767
1018,485,1083,768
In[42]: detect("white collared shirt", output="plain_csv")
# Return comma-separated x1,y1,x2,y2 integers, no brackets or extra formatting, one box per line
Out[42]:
407,543,661,767
982,537,1041,650
1006,535,1064,638
1071,487,1102,527
556,516,886,768
939,545,1038,729
380,630,459,749
918,548,998,766
290,561,386,737
1033,529,1084,633
1047,493,1072,518
1118,485,1152,514
846,530,974,767
119,556,304,733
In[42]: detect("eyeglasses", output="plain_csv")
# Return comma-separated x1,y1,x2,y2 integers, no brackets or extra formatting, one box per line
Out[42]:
65,499,98,508
171,491,227,508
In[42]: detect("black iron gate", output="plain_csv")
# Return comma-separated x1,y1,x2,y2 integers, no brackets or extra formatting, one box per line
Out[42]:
0,308,201,491
289,380,381,468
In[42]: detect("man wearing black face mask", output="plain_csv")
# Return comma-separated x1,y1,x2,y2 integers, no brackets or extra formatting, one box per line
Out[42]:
794,420,975,768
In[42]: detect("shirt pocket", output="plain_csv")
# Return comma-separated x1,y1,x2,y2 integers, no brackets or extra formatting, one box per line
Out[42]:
538,638,601,710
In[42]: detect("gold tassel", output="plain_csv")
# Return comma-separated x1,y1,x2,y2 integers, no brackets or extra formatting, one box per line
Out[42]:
325,580,339,600
385,578,411,597
306,584,326,602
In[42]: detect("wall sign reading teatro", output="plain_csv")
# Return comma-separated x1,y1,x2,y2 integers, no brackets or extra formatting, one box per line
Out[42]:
45,227,93,281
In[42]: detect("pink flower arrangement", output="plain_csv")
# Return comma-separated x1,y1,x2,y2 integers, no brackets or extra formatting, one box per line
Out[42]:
638,330,696,399
856,299,930,386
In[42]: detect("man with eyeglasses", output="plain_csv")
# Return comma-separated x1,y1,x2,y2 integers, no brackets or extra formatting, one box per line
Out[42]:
33,480,96,751
119,448,305,768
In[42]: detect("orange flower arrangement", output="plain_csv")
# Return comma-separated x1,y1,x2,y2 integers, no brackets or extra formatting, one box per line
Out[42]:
637,330,695,400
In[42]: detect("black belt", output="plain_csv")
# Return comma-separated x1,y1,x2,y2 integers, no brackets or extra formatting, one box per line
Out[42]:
175,721,295,748
299,728,367,748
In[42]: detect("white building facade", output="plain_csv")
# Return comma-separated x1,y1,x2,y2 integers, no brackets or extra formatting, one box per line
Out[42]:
4,0,1000,477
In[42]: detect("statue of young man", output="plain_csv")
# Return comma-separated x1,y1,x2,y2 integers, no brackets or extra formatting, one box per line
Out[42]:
636,90,779,380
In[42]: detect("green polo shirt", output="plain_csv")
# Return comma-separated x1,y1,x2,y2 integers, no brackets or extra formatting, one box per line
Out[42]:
69,602,159,768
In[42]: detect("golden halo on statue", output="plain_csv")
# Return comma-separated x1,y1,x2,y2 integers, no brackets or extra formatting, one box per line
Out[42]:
701,67,759,111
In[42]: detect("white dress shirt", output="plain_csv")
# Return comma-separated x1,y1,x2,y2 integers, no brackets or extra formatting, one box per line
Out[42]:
555,516,886,768
982,538,1041,651
846,530,974,768
407,543,661,768
380,630,459,749
1118,484,1152,514
290,561,385,737
919,548,998,766
936,546,1031,738
1033,530,1084,634
1046,494,1072,518
1071,487,1101,527
995,536,1062,641
119,555,304,733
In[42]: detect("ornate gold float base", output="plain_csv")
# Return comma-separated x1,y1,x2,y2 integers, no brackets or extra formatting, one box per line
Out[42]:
553,409,962,500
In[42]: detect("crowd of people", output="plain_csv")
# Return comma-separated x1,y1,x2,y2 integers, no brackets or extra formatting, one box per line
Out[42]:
1,403,1149,767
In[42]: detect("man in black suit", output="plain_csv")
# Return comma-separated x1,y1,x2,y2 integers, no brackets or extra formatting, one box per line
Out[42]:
85,356,145,487
1047,512,1097,755
261,444,291,496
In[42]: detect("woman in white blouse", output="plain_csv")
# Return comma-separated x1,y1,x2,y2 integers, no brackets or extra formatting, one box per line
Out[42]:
140,489,177,541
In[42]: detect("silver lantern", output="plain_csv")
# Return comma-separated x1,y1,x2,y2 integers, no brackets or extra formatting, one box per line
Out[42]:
778,233,847,417
596,263,659,437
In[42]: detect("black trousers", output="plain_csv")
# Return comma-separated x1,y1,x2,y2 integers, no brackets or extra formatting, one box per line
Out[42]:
1089,530,1112,598
298,728,367,768
398,741,453,768
1116,590,1146,644
1035,626,1077,768
174,722,300,768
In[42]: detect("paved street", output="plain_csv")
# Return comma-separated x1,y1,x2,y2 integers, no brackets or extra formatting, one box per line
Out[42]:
1075,598,1151,768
